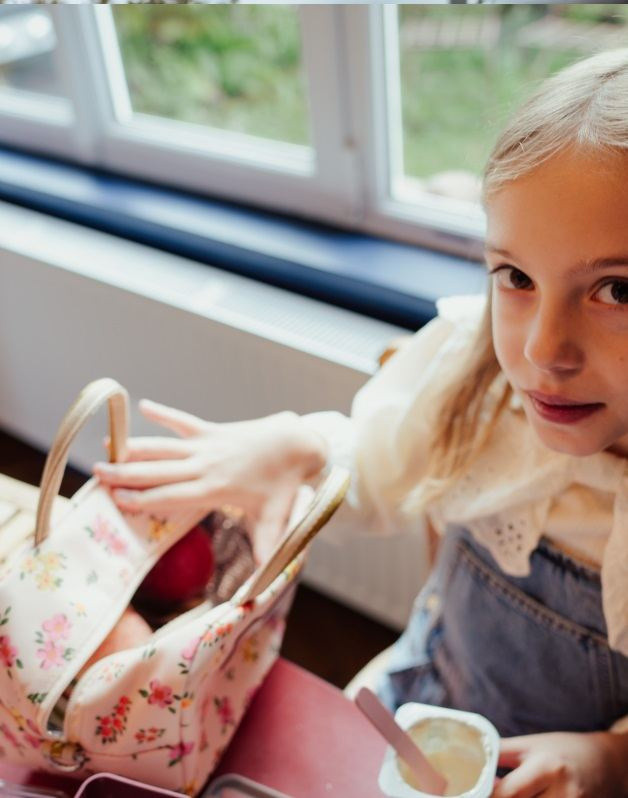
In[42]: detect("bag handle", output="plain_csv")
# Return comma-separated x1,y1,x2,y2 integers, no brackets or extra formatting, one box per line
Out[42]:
34,378,129,546
234,465,350,604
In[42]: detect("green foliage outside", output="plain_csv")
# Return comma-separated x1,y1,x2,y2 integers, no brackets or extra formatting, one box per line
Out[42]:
113,5,309,145
113,4,628,180
399,4,628,178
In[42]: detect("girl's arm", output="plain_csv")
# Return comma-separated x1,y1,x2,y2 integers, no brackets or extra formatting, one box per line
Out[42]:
98,305,470,556
493,729,628,797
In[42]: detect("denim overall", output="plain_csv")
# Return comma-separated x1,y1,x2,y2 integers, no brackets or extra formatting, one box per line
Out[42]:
378,526,628,737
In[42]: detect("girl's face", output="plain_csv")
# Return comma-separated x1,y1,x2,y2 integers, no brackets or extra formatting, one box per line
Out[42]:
485,146,628,458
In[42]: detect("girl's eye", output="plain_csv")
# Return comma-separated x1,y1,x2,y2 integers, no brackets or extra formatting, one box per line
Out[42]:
594,280,628,306
490,265,533,291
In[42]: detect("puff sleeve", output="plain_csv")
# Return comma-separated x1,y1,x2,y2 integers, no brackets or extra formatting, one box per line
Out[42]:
300,294,486,540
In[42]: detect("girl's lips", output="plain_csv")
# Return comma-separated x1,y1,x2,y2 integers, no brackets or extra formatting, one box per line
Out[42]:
527,394,605,425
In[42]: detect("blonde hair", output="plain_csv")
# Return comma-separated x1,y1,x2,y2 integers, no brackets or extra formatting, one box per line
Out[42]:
407,47,628,515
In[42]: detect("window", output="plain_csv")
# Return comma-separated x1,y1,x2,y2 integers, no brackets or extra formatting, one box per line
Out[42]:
397,4,628,198
0,8,74,155
113,6,311,148
0,4,625,259
374,3,628,250
0,8,64,98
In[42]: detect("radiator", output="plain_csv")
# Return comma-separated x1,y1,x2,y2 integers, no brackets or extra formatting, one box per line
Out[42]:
0,200,429,630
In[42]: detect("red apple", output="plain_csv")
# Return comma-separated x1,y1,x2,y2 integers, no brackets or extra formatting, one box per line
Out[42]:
135,525,215,609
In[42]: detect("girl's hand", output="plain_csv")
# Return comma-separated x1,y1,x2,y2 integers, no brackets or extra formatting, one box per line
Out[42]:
492,730,628,797
93,399,328,564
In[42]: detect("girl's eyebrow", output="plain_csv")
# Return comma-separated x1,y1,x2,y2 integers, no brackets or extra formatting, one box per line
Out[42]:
484,244,628,275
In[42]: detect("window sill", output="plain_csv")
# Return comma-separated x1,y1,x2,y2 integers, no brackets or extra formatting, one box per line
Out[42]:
0,145,486,330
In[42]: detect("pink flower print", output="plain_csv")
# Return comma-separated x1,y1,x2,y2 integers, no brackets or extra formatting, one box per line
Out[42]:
86,515,128,556
36,639,64,670
214,696,235,730
147,679,173,709
167,740,194,767
92,515,115,544
181,636,201,662
110,536,128,556
42,613,71,641
0,636,18,668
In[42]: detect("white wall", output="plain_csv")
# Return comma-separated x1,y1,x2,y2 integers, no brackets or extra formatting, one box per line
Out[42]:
0,200,429,629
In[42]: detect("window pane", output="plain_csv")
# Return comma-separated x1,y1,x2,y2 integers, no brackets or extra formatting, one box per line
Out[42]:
112,6,311,147
0,8,66,99
397,4,628,205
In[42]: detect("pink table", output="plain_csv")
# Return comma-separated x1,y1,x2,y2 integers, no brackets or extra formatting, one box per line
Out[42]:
0,658,387,798
215,658,387,796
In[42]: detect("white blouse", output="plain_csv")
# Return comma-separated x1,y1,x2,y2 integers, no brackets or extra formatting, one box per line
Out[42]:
302,293,628,663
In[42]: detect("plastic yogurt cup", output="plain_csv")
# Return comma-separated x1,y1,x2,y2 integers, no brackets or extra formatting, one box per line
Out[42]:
378,703,499,798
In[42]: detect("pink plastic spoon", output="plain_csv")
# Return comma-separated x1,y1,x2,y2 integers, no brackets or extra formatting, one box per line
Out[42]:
355,687,448,796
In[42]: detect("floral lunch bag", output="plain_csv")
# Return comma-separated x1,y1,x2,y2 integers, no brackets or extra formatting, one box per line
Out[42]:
0,379,349,795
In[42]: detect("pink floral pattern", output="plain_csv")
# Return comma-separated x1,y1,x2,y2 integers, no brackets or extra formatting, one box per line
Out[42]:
36,640,64,670
0,634,22,674
178,636,201,675
85,515,128,556
181,637,200,663
42,613,71,640
139,680,191,715
214,696,235,734
145,680,173,709
167,741,194,768
35,614,73,670
95,696,131,745
0,492,303,786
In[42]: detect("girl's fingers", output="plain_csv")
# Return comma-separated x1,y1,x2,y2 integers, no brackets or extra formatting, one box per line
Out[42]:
104,436,192,462
498,738,527,770
138,399,209,438
492,756,553,798
94,458,202,488
111,480,211,514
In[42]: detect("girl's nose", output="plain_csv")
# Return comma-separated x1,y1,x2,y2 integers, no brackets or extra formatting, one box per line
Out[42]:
523,304,583,375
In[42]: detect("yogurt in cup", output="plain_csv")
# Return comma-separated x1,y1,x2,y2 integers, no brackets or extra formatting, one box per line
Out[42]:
378,703,499,798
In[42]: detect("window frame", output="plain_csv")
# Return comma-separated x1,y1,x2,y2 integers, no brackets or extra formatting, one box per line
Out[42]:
342,4,486,260
0,7,78,162
62,5,363,229
0,4,493,260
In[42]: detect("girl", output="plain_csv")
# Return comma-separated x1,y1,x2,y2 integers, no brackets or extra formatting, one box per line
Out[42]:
94,48,628,797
